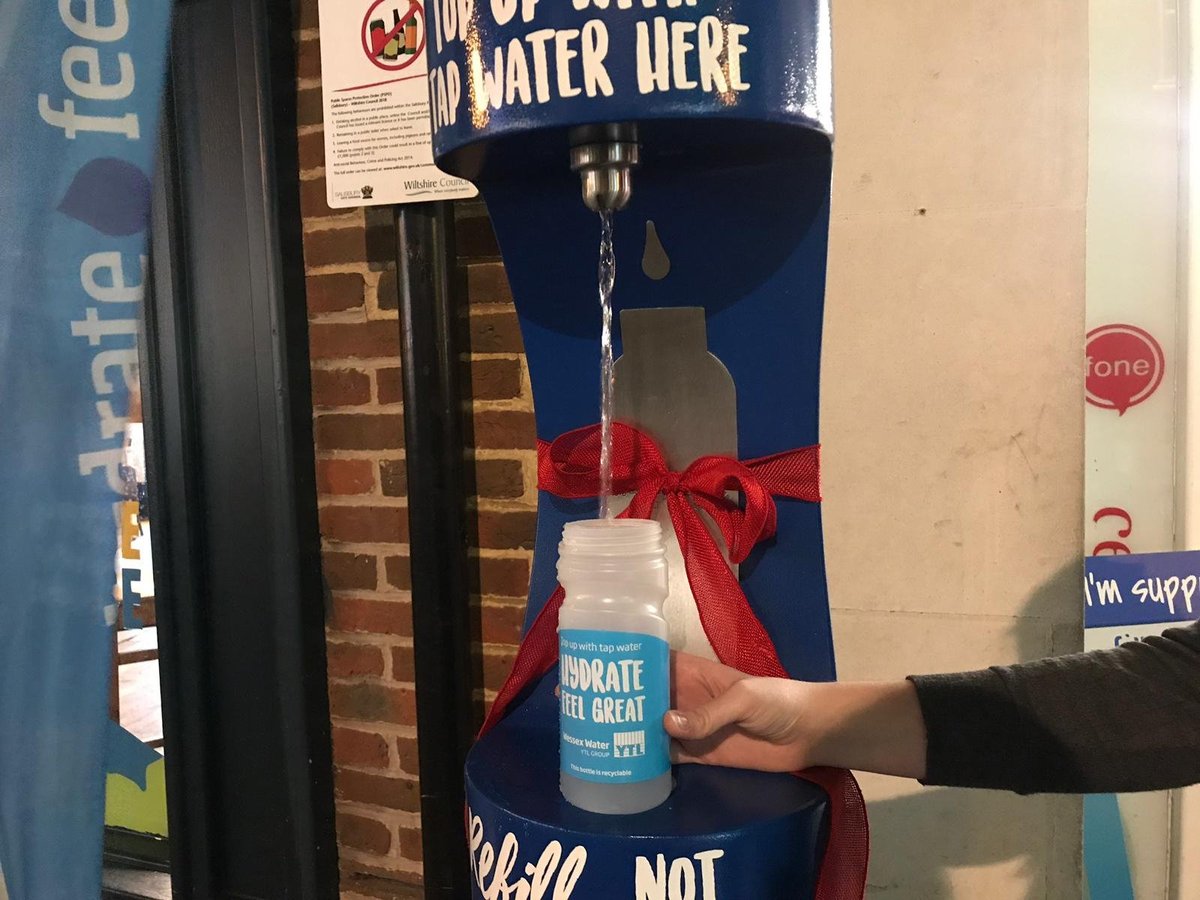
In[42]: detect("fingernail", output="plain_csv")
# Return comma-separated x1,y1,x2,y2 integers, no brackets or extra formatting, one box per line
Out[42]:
668,711,689,730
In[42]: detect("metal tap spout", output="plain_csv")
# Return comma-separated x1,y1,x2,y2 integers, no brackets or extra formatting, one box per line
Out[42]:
569,123,640,213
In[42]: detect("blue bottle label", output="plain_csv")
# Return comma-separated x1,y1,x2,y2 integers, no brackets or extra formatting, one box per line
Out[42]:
559,628,670,785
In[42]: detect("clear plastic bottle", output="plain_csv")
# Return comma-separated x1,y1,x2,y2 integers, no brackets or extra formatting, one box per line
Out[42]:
558,519,672,814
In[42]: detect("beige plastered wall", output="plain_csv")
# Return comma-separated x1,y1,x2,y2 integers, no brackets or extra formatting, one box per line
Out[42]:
821,2,1089,897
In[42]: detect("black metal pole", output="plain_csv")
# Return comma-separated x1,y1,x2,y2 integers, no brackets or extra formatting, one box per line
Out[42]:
393,201,476,897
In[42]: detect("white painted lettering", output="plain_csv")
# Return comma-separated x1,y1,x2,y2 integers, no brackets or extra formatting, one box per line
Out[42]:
72,308,138,346
469,809,588,899
82,252,145,303
91,349,138,395
668,857,696,900
79,448,124,493
95,401,127,440
636,19,670,94
555,29,582,98
38,95,139,139
694,849,724,897
527,29,556,103
727,24,750,90
59,0,129,41
670,21,697,89
636,854,667,900
61,46,135,100
697,17,727,92
581,21,613,97
490,0,518,26
1183,575,1198,614
505,38,532,104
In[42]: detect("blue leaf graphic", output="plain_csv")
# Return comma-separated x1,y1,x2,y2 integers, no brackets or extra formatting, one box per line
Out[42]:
58,158,151,236
104,720,160,791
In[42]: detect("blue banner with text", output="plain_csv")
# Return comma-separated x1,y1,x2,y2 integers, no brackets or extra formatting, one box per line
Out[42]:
0,1,171,896
1084,550,1200,629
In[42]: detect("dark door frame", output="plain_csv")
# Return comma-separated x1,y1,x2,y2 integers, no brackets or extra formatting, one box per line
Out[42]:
141,0,338,896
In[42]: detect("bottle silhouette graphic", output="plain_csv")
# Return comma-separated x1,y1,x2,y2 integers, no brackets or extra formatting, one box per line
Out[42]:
370,18,387,57
383,10,400,60
404,14,418,55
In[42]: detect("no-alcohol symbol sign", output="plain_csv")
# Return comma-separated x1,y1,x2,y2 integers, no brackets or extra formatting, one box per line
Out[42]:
361,0,426,72
1086,323,1166,415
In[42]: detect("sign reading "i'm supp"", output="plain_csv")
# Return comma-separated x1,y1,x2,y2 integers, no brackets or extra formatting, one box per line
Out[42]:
559,629,669,784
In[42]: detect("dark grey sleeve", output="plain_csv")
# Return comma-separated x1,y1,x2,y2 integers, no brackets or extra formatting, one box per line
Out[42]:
908,620,1200,794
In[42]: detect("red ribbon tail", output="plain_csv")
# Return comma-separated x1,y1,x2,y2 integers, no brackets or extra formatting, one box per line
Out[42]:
477,586,564,739
668,494,788,678
802,767,870,900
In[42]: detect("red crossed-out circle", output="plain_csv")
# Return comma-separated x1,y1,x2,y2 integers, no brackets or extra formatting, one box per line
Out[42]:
361,0,427,73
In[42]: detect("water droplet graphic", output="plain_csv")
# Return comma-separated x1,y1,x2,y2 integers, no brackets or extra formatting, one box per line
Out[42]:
58,158,151,236
642,220,671,281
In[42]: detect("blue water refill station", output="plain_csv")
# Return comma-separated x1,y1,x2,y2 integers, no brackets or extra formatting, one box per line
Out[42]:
425,2,863,896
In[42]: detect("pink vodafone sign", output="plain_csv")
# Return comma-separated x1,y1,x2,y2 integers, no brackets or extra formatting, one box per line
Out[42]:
1086,324,1166,415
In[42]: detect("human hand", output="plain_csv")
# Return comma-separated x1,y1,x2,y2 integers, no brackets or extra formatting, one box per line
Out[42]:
663,652,928,779
663,652,816,773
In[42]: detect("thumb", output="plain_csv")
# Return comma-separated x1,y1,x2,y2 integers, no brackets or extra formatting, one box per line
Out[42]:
664,684,749,741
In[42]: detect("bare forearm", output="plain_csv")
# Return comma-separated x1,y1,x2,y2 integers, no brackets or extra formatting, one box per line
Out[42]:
805,681,927,780
669,623,1200,792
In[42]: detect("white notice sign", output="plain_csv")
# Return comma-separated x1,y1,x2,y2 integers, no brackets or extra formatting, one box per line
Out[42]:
316,0,477,207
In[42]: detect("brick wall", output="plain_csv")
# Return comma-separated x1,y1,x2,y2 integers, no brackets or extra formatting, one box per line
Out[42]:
295,5,535,896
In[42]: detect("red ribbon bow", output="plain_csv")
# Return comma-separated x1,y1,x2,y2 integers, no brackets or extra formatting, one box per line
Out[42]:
479,423,868,899
537,423,819,673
